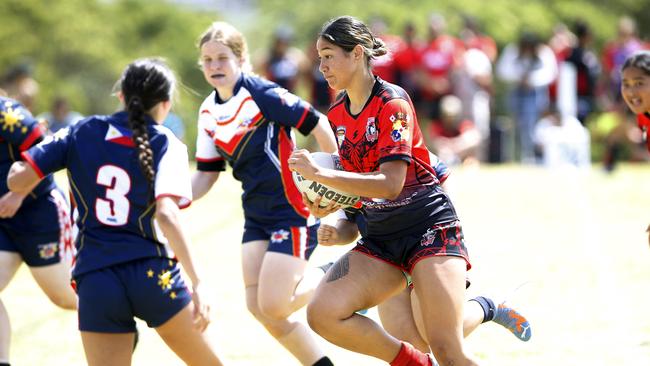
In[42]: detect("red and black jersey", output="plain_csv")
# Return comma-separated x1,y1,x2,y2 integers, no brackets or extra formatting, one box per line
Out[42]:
328,77,458,240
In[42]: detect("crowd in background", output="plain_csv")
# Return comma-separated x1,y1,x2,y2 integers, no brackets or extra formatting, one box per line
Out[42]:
3,13,650,171
255,14,650,171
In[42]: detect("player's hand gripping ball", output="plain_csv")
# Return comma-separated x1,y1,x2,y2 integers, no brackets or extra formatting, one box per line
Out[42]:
291,152,360,208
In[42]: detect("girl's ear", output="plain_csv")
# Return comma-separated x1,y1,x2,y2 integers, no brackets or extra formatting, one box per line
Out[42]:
115,91,125,104
353,44,364,61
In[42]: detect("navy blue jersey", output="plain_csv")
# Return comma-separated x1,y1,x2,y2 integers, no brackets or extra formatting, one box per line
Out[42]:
0,97,56,202
196,73,321,226
23,112,192,276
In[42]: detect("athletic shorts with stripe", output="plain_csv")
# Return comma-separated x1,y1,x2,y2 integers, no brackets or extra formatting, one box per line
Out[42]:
243,218,318,260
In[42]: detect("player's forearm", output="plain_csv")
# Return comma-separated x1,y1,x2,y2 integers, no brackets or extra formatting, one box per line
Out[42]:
314,161,406,200
156,204,202,286
7,161,41,194
191,171,220,200
311,116,338,153
334,220,359,244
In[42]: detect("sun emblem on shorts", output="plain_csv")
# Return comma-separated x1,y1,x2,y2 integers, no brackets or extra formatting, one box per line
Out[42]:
0,101,29,134
270,229,290,243
158,270,175,290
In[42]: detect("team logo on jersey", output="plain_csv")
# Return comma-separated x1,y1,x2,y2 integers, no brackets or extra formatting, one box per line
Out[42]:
389,112,410,142
365,118,377,142
0,101,28,134
270,229,290,243
38,242,59,259
105,123,135,147
420,228,437,247
336,126,346,147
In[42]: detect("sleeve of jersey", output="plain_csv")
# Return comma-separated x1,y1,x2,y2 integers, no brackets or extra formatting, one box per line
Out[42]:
195,116,226,172
0,102,45,151
156,137,192,209
21,128,70,179
376,99,414,165
258,86,320,135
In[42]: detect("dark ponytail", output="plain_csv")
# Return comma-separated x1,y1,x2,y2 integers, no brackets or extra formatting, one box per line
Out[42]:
119,58,175,187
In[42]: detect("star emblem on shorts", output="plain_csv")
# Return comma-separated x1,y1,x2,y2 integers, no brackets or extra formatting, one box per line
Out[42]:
146,269,154,278
170,292,177,300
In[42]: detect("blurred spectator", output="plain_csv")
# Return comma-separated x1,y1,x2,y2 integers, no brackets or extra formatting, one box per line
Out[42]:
564,20,601,124
533,104,590,169
497,31,557,163
548,23,577,61
456,28,494,158
601,16,647,107
1,63,39,111
592,101,650,172
37,96,83,134
459,15,498,63
547,23,577,104
162,111,186,142
256,25,306,93
428,95,481,165
415,13,465,124
369,17,405,84
393,22,425,101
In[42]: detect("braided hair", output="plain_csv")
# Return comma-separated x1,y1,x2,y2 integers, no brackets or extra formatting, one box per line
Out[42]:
118,58,175,186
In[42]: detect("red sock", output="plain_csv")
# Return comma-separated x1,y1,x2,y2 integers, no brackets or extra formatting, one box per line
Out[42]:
389,342,431,366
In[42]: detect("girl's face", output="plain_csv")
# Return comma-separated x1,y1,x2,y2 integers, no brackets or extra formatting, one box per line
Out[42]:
200,40,242,93
621,66,650,114
316,37,358,91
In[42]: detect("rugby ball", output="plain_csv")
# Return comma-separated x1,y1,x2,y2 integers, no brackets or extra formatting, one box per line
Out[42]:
292,152,361,208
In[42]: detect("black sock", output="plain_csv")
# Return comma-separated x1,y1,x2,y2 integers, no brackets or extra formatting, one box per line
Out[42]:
313,356,334,366
0,362,11,366
471,295,496,323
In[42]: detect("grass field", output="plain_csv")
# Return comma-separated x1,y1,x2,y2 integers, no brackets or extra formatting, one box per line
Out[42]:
4,164,650,365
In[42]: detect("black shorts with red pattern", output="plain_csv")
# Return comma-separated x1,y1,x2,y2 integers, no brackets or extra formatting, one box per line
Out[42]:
352,220,471,275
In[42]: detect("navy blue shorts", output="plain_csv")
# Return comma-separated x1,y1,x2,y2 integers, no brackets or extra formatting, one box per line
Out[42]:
353,220,471,274
76,257,192,333
0,189,72,267
243,218,318,260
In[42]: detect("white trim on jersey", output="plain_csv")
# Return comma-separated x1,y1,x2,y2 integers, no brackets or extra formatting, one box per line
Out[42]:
195,90,223,161
154,127,192,208
264,122,281,172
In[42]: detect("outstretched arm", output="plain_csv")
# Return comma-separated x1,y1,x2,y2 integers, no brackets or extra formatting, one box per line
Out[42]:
191,171,220,201
310,115,337,153
155,196,210,331
7,161,41,195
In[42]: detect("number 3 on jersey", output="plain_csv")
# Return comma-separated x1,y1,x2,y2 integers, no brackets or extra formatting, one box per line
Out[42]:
96,165,131,226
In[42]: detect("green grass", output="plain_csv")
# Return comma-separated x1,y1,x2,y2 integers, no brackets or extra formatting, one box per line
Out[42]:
4,164,650,365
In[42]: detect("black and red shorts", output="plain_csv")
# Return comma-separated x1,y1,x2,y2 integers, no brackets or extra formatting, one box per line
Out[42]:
352,220,471,275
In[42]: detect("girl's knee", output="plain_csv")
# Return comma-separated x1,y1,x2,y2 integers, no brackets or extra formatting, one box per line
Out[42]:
258,298,292,321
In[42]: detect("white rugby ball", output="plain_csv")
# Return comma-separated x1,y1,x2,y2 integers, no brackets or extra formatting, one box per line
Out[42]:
292,152,361,208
